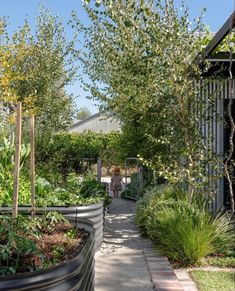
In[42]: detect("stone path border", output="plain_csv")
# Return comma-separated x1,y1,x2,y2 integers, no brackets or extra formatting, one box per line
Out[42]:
174,269,198,291
141,239,184,291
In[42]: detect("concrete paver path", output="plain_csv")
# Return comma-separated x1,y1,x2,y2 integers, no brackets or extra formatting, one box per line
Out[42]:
95,198,153,291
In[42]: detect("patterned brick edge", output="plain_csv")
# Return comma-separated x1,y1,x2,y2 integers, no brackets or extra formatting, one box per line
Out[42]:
141,239,184,291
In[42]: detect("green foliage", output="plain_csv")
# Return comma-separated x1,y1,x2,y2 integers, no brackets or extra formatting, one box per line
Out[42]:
30,7,79,132
147,203,233,265
34,211,67,234
1,6,79,133
36,131,123,176
124,173,142,199
136,185,186,234
65,228,77,239
80,0,221,201
78,173,106,198
0,170,108,207
0,138,30,172
0,213,72,276
203,256,235,268
0,215,39,276
76,107,92,120
0,134,110,207
136,186,234,266
190,270,235,291
0,139,31,206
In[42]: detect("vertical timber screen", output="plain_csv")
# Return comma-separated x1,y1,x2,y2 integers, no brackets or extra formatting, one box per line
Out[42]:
198,78,235,211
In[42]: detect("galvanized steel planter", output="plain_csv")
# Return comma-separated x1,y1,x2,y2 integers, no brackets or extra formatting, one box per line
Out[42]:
0,202,104,251
0,219,95,291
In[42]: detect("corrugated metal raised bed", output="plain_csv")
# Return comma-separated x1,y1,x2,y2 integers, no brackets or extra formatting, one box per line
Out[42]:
0,218,95,291
0,202,104,251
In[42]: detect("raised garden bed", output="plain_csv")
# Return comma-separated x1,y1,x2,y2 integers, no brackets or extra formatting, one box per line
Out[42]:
0,217,95,291
0,202,104,251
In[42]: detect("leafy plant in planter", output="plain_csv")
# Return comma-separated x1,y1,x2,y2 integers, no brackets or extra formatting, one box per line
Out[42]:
35,173,111,208
0,172,109,207
0,212,89,277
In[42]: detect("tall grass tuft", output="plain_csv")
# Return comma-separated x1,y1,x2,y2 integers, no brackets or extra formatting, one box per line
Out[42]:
136,186,234,266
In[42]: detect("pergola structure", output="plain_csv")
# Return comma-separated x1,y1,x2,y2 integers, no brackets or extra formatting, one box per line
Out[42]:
201,10,235,77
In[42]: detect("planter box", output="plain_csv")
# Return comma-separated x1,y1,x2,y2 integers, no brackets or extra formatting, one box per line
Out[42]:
0,219,95,291
0,202,104,251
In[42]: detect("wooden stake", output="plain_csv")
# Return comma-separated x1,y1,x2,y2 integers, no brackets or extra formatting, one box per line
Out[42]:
12,102,22,219
30,114,36,217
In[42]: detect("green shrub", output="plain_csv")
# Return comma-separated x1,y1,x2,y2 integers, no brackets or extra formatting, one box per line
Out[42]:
0,172,109,207
0,215,40,276
147,201,234,265
136,185,186,234
136,185,234,266
0,213,71,276
0,171,31,206
35,131,122,176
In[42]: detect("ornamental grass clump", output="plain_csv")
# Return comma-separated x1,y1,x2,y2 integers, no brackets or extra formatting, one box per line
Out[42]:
136,186,234,266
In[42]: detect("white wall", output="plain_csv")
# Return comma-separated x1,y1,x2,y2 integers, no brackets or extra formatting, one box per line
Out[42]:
70,114,121,133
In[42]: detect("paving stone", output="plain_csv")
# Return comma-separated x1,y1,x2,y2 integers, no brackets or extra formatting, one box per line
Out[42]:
155,288,184,291
154,281,183,289
150,268,175,272
151,271,176,276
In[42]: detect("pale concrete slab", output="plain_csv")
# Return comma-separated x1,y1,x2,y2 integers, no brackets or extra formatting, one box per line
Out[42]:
174,269,198,291
95,198,153,291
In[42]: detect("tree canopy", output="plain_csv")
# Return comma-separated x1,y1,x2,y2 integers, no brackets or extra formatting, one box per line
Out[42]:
0,7,80,132
77,107,92,120
79,0,216,199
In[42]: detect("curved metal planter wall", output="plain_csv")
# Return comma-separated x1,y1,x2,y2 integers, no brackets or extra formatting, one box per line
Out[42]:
0,202,104,251
0,219,95,291
59,202,104,250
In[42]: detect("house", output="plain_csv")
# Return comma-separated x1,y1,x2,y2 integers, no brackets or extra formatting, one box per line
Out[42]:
69,112,121,133
199,11,235,211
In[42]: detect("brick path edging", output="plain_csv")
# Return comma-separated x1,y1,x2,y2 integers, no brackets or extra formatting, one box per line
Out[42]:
141,239,184,291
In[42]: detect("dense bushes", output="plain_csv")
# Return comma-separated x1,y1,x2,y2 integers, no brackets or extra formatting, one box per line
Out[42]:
0,173,109,207
0,138,109,207
35,131,122,176
136,186,234,266
136,185,186,233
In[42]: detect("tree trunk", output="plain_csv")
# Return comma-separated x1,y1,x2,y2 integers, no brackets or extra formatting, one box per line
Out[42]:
12,102,22,219
30,114,36,217
224,97,235,213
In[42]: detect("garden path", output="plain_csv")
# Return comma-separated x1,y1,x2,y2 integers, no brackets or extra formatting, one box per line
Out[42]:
95,198,186,291
95,198,153,291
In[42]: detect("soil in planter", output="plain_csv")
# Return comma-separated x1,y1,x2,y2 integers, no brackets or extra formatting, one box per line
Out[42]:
32,223,89,270
0,219,89,277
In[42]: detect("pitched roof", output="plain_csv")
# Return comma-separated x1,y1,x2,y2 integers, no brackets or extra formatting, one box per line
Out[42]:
70,112,101,129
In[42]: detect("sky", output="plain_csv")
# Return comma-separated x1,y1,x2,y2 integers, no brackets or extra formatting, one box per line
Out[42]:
0,0,234,114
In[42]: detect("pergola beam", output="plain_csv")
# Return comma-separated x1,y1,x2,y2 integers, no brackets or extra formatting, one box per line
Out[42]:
204,11,235,58
207,52,235,62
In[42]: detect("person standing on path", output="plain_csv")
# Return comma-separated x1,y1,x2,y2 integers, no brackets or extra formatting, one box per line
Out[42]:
110,166,123,198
